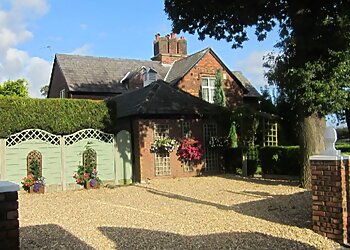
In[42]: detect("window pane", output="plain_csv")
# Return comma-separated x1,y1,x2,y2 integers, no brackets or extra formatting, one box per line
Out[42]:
201,78,208,87
202,88,209,102
209,88,215,103
209,78,215,87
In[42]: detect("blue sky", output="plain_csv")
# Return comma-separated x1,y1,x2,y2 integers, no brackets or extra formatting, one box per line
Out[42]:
0,0,278,97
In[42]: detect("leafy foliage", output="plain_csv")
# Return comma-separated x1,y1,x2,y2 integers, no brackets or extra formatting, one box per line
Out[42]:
40,85,49,97
213,69,226,107
21,159,46,192
0,79,29,97
73,142,101,187
259,146,301,176
0,97,114,137
150,137,178,153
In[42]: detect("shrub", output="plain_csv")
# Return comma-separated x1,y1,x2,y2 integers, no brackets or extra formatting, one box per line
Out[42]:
0,97,115,137
336,144,350,154
259,146,300,176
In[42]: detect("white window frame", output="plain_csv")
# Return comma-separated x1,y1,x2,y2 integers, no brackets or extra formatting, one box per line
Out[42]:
201,77,216,103
59,89,65,98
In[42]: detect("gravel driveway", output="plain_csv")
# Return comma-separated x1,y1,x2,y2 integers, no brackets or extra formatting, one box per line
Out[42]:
19,175,340,249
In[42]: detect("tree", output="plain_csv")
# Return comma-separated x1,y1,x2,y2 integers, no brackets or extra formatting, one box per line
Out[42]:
165,0,350,188
40,85,49,97
213,69,226,107
0,79,29,97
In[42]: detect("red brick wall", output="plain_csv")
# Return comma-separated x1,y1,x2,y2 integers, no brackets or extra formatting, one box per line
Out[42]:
177,51,244,109
152,54,186,65
0,191,19,249
133,118,223,182
311,159,350,244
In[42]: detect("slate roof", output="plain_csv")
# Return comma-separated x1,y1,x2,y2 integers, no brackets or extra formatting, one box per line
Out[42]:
52,51,260,98
164,48,209,84
55,54,171,93
111,80,228,118
232,71,261,97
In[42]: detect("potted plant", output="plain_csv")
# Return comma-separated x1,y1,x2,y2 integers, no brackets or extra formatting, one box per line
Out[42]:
176,136,203,166
73,143,101,189
150,137,178,154
21,159,46,193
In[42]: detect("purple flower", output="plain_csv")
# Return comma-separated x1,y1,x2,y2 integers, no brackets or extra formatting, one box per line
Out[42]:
33,182,41,192
90,179,96,187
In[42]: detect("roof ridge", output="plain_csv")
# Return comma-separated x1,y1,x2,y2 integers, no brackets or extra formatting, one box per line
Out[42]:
55,53,163,64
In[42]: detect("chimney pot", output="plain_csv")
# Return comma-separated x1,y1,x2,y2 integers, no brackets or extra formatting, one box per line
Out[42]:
171,32,176,39
155,33,161,40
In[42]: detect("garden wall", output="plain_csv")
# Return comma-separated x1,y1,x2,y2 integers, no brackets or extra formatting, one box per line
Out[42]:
0,129,132,192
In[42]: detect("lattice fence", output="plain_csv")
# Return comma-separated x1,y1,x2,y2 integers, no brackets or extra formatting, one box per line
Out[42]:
64,129,113,146
6,129,60,147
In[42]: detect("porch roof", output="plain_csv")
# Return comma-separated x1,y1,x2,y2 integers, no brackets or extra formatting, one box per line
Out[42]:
110,80,228,118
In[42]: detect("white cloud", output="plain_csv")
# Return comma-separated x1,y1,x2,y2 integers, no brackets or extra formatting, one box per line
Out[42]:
0,0,50,98
234,50,271,90
71,44,92,55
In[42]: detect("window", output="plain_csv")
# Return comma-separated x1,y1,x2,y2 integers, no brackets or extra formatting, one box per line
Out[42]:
59,89,65,98
201,77,215,103
203,123,219,171
143,68,158,87
182,121,191,138
263,120,278,146
154,124,171,176
154,124,169,138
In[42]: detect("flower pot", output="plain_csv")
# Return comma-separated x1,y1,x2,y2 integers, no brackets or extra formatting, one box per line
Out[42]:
84,180,100,189
28,185,45,194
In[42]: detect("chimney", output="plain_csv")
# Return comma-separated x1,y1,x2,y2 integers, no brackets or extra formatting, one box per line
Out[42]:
152,33,187,64
153,33,168,57
168,32,177,54
177,36,187,55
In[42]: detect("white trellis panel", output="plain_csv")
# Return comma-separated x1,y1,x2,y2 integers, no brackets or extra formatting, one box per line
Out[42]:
63,129,113,146
6,129,60,147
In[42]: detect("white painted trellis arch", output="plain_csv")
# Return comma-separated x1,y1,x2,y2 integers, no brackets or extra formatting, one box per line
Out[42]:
0,128,133,191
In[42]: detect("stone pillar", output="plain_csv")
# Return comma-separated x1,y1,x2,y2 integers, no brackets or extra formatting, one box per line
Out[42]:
310,127,350,244
0,181,20,250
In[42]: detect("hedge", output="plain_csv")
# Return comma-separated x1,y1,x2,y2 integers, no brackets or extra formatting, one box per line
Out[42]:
259,146,301,176
0,97,116,137
336,144,350,154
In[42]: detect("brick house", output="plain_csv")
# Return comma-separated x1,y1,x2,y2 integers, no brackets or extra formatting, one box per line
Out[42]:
47,33,261,182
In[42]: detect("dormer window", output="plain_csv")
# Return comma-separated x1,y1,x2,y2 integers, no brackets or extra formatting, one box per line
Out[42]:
143,68,157,87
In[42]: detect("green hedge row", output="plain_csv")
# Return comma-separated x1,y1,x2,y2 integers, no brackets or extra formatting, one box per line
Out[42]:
259,146,301,176
0,97,116,137
336,144,350,153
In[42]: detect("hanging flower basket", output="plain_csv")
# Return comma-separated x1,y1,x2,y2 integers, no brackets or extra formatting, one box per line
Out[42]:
150,137,178,154
176,137,203,165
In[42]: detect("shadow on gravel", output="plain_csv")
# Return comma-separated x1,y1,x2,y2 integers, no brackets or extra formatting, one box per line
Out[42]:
145,187,312,228
216,174,301,187
20,224,94,249
99,226,316,249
